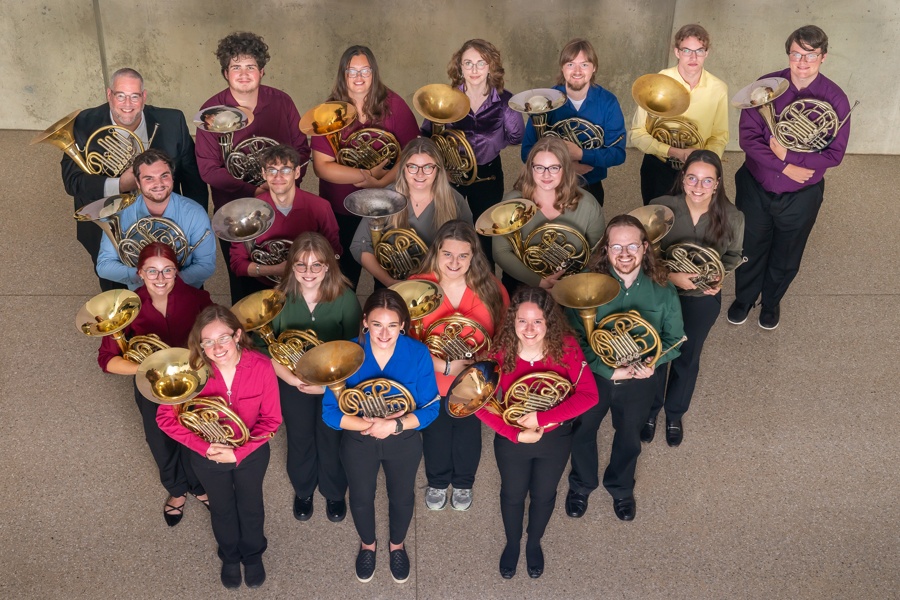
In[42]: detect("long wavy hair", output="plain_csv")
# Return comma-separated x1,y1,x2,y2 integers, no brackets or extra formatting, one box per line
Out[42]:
414,220,505,331
492,287,573,373
590,215,670,286
514,137,583,213
447,39,505,93
276,232,351,303
670,149,734,247
390,137,459,230
188,304,254,371
359,288,411,349
328,45,391,124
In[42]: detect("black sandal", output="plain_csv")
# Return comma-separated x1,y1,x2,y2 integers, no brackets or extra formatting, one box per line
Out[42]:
194,493,210,511
164,497,186,527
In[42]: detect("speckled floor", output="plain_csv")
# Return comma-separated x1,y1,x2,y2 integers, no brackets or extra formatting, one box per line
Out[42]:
1,130,896,599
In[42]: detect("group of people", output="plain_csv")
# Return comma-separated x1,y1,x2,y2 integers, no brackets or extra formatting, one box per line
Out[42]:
56,22,850,590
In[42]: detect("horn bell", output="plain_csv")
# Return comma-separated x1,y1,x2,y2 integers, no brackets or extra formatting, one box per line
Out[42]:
446,360,501,418
212,197,276,243
293,340,366,397
631,74,690,117
413,84,470,124
136,347,210,405
628,205,675,246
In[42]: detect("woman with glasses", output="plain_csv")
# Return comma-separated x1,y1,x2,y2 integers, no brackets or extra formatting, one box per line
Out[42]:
495,137,604,292
97,242,212,527
643,150,744,446
350,137,473,287
631,23,729,204
312,45,420,286
264,232,362,523
421,39,524,263
157,304,282,589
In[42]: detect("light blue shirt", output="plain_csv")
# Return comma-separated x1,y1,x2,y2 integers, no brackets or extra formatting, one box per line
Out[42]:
96,191,216,289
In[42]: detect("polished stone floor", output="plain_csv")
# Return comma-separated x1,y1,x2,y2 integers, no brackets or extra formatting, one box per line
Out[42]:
1,130,897,599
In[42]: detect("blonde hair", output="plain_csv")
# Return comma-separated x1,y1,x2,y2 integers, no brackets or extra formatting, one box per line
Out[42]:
390,137,459,230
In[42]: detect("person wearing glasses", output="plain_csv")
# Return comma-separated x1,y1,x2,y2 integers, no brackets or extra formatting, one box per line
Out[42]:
420,39,524,263
642,151,744,447
495,137,604,292
312,45,420,286
564,215,684,522
157,304,282,589
350,137,472,288
96,149,216,290
521,38,625,207
262,232,362,523
630,24,729,205
97,242,213,527
227,145,341,299
727,25,851,331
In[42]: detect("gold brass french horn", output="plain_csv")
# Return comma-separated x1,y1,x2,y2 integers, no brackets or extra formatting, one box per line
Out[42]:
212,197,290,284
31,110,157,177
344,189,428,280
75,289,169,363
194,105,277,187
300,101,400,170
475,198,590,277
389,280,444,340
423,316,491,361
632,73,702,169
627,204,675,250
663,242,749,292
413,84,482,186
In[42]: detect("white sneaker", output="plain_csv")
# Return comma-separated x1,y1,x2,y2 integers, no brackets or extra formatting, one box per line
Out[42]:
450,488,472,511
424,487,448,510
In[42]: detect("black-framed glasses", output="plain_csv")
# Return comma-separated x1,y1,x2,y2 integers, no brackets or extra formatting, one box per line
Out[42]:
405,163,437,175
199,333,235,349
788,51,822,62
677,47,708,57
142,267,177,279
345,67,373,78
532,164,562,175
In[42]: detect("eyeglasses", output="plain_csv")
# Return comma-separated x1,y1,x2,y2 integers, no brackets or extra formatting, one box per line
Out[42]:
142,267,177,279
462,60,488,71
677,47,708,57
683,174,717,189
532,164,562,175
199,333,235,349
112,92,143,103
345,67,373,78
264,166,295,177
788,51,823,63
608,243,643,254
405,163,438,175
293,262,325,274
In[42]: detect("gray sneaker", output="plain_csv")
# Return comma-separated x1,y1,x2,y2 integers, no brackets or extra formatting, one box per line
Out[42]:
424,487,448,510
450,488,473,511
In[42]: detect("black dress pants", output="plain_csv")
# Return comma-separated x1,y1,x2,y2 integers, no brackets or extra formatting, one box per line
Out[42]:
583,179,606,207
341,429,422,545
494,423,572,546
422,396,482,489
568,373,657,499
733,164,825,307
651,293,721,421
190,443,271,566
335,213,363,288
640,154,679,205
218,237,270,305
279,379,347,501
453,155,504,265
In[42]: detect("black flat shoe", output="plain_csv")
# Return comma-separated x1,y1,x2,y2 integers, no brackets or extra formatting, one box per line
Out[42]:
326,498,347,522
220,562,241,589
499,543,519,579
356,544,376,583
390,547,410,583
565,489,588,518
613,496,636,521
526,543,544,579
640,416,657,443
244,560,266,589
499,566,516,579
666,419,683,447
293,495,313,521
163,496,185,527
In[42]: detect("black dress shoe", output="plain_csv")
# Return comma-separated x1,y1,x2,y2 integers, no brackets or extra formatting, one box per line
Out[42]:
565,489,588,518
163,496,185,527
499,566,516,579
666,419,683,447
326,498,347,522
499,543,518,579
293,495,313,521
220,562,241,589
613,496,636,521
758,304,780,330
640,416,657,443
526,543,544,579
244,560,266,589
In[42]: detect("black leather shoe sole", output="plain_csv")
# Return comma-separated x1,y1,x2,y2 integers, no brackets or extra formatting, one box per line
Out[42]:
293,495,313,521
220,562,241,589
565,490,588,518
326,499,347,522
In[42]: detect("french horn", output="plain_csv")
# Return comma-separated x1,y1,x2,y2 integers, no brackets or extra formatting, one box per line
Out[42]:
389,280,444,340
75,289,169,363
413,84,482,186
300,102,400,171
509,88,567,138
632,73,702,169
194,105,277,187
212,197,289,284
625,204,675,253
423,316,491,361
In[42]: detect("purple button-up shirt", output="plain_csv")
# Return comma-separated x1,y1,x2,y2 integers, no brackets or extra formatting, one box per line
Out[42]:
740,68,851,194
421,87,524,165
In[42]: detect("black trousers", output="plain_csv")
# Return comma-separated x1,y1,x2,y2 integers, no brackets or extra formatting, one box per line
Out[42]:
77,222,127,291
640,154,679,205
652,293,721,421
341,429,422,545
133,383,204,497
279,379,347,501
190,443,271,566
583,179,606,208
494,423,572,547
568,373,657,499
453,155,505,265
422,397,482,489
335,213,363,288
218,237,270,305
733,164,825,307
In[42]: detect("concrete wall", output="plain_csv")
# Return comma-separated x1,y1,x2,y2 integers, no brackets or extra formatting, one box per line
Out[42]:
6,0,894,154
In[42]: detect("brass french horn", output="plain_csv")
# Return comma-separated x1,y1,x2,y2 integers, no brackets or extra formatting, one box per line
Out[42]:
194,105,277,187
632,73,702,169
212,197,289,283
626,205,675,251
300,101,400,170
389,280,444,340
423,316,491,361
413,84,482,186
75,289,169,363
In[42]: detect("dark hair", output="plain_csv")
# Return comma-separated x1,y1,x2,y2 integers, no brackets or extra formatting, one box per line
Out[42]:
258,144,302,170
556,38,598,86
447,39,505,93
109,68,144,89
670,150,733,247
328,45,391,123
390,137,457,230
785,25,828,54
187,304,254,371
590,214,670,286
276,231,351,303
515,137,583,212
359,288,411,347
216,31,270,76
414,220,505,331
132,148,174,180
136,241,178,272
673,24,711,49
492,287,572,373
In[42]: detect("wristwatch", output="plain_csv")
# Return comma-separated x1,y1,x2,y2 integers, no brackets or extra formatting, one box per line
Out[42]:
394,417,405,434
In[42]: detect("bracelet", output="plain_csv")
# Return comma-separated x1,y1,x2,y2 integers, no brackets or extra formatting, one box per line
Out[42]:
254,263,260,277
443,360,451,376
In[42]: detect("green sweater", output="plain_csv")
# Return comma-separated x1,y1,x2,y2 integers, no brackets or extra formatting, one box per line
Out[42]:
257,287,362,355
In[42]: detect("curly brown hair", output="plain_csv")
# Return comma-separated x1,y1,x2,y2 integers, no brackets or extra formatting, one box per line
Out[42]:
447,39,505,93
492,287,572,373
514,137,583,213
590,215,670,286
328,45,392,124
216,32,270,76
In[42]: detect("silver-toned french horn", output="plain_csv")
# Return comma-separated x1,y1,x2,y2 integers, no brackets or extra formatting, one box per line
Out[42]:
75,289,169,363
413,84,483,186
509,88,567,138
300,102,400,171
194,105,278,187
212,197,290,284
632,73,702,169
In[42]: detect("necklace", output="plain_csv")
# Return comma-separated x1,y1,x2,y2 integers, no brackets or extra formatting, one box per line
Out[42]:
519,348,545,366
